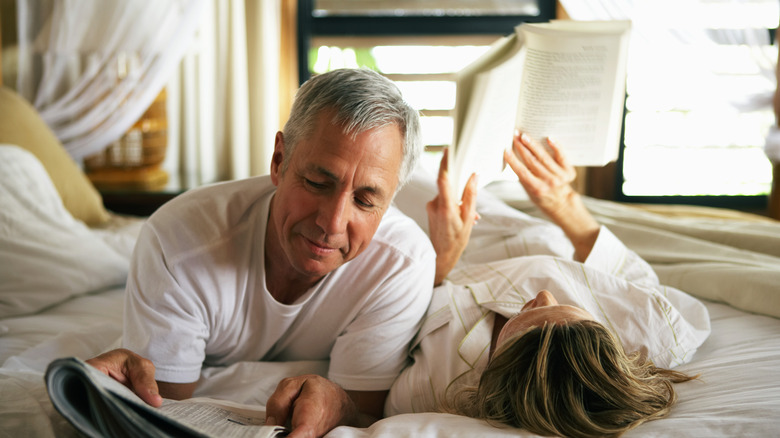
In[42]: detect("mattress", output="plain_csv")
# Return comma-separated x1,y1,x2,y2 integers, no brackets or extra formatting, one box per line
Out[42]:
1,291,778,437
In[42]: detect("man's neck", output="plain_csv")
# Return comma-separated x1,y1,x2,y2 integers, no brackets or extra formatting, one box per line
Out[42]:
265,269,318,305
264,237,320,305
264,196,321,305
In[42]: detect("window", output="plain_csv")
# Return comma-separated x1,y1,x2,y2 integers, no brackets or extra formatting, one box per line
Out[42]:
616,2,778,208
298,0,555,174
308,38,498,172
298,1,778,209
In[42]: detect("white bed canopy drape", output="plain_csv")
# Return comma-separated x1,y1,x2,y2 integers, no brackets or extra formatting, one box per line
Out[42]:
16,0,281,185
16,0,205,162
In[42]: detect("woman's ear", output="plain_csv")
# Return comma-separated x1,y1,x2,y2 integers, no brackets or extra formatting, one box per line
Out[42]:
271,131,285,185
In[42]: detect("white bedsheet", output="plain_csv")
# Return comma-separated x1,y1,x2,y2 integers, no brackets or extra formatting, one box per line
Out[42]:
1,294,778,438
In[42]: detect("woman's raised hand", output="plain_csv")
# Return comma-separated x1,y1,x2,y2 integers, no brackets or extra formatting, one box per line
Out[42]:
426,149,479,285
503,131,578,219
504,132,600,262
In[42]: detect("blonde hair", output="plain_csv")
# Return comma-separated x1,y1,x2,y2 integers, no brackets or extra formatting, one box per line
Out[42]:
449,320,696,438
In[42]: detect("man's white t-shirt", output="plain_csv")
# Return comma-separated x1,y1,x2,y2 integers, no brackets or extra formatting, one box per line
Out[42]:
123,176,436,391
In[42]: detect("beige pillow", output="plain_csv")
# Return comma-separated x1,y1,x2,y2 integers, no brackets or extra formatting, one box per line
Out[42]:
0,87,110,226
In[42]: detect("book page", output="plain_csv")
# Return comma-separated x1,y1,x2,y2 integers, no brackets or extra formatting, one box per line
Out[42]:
515,21,630,166
452,33,520,149
450,33,524,195
449,21,630,195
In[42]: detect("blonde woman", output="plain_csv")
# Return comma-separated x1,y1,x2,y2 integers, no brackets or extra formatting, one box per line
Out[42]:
386,132,710,438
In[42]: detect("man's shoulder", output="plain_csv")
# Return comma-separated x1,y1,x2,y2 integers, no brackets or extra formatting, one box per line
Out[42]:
150,176,273,224
372,205,435,262
328,206,435,288
165,176,273,210
141,176,274,252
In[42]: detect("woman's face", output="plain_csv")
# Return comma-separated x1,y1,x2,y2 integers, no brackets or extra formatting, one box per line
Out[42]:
496,290,595,348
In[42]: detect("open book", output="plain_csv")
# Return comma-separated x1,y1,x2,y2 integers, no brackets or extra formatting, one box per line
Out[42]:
45,357,288,438
449,20,632,195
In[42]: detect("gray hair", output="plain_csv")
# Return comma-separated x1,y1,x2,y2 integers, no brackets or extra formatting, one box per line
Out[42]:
281,68,422,190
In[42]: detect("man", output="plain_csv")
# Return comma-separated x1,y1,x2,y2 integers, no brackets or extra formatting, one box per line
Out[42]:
87,68,438,437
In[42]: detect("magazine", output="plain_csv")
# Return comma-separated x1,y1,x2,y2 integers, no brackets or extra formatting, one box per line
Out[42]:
45,357,287,438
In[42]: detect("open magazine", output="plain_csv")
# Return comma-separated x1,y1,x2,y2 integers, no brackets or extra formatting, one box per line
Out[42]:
45,357,288,438
449,20,632,195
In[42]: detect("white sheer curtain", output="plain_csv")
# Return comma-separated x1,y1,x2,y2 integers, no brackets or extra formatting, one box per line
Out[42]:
16,0,205,161
559,0,778,198
15,0,282,186
558,0,778,153
164,0,280,186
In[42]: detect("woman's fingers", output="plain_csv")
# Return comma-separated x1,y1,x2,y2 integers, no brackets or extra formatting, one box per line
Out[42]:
460,172,479,224
434,148,458,207
505,131,582,215
516,133,557,178
512,132,575,186
545,137,576,183
505,136,544,193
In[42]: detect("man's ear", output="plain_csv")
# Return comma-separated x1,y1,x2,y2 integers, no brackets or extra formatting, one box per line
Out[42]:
271,131,285,185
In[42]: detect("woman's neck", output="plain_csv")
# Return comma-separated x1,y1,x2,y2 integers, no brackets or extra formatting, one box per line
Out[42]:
489,313,509,361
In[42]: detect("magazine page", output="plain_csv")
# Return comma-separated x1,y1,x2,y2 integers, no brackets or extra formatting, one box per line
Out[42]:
45,357,286,438
160,398,286,438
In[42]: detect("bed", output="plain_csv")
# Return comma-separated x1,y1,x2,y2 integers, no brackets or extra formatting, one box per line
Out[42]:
2,101,780,436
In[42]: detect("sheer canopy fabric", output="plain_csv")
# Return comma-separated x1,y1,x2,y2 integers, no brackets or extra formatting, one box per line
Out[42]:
16,0,205,161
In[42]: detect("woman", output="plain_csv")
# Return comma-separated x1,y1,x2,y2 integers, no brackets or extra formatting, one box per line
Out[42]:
385,132,711,438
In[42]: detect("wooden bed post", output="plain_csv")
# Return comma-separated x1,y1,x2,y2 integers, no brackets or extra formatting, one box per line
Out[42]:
279,0,297,131
770,165,780,220
770,28,780,221
1,7,4,87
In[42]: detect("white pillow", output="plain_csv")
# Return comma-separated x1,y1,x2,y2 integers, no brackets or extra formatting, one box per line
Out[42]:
0,145,130,319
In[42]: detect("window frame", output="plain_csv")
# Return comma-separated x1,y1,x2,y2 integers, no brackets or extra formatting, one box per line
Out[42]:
297,0,556,84
610,27,777,210
297,1,776,211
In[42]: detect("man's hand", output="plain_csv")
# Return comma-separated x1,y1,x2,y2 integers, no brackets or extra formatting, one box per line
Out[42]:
266,375,372,438
86,348,162,407
504,132,600,261
426,148,479,285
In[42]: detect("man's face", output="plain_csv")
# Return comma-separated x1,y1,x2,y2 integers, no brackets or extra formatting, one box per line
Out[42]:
268,110,404,285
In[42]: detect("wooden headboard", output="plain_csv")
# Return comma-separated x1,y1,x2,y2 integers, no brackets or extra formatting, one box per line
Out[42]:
1,11,4,87
0,0,20,88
